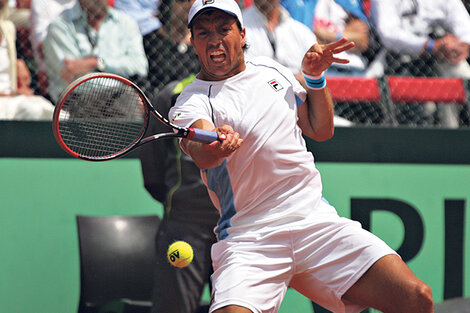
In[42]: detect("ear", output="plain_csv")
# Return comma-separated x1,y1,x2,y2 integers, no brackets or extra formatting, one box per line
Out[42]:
240,28,246,48
190,35,199,57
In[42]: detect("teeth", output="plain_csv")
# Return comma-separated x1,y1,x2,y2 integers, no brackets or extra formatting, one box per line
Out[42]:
211,51,224,56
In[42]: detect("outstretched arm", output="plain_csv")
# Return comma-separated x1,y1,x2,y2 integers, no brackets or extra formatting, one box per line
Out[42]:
297,38,355,141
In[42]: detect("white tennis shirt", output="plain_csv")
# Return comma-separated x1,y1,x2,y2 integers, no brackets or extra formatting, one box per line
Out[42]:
169,57,327,240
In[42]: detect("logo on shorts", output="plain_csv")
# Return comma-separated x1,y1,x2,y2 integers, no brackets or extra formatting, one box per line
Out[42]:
268,79,283,91
203,0,214,5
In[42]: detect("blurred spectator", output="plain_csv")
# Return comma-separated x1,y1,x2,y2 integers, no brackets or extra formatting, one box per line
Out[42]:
0,0,54,120
140,0,199,95
113,0,161,93
281,0,370,76
242,0,317,79
139,74,218,313
243,0,353,126
369,0,470,127
369,0,470,78
114,0,161,36
30,0,77,98
136,2,215,312
6,0,30,27
43,0,148,103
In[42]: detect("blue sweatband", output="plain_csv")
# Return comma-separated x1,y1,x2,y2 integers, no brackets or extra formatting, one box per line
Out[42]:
303,71,326,90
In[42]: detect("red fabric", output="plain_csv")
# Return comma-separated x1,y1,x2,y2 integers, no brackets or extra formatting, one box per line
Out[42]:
362,0,371,18
387,76,466,104
236,0,252,8
326,77,382,102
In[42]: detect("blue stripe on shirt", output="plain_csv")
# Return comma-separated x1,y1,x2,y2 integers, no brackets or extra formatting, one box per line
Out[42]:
295,95,304,107
203,160,236,240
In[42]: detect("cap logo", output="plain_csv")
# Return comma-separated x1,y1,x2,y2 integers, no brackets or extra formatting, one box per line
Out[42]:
203,0,214,5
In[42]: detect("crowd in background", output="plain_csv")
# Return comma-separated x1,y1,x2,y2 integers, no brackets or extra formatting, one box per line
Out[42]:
1,0,470,127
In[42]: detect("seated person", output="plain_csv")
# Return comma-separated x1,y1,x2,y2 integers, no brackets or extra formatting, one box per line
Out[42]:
281,0,370,76
243,0,317,80
116,0,200,95
43,0,148,103
369,0,470,127
30,0,77,98
369,0,470,78
0,0,54,120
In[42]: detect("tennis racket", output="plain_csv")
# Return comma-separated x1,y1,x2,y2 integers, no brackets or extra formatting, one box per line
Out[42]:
52,72,218,161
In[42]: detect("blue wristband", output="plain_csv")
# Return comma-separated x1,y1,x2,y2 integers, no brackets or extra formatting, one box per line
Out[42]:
303,72,326,90
426,39,434,54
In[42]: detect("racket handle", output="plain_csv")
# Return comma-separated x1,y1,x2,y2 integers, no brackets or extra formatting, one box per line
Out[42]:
188,128,220,143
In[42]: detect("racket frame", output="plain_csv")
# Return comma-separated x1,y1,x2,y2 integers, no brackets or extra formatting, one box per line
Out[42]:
52,73,214,161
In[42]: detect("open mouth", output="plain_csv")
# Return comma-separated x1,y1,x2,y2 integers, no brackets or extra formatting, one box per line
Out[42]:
210,50,226,63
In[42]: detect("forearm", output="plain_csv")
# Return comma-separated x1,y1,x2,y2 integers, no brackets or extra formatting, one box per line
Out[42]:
298,40,357,141
303,86,334,141
181,140,223,169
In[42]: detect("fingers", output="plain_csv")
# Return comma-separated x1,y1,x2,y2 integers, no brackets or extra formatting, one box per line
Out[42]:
202,125,243,158
302,37,356,74
330,57,350,64
323,37,350,49
331,40,356,54
220,131,243,152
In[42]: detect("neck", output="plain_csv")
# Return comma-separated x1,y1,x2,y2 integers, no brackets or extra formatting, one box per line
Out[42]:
88,16,105,30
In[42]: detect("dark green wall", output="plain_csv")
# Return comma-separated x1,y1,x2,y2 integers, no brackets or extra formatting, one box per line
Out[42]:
1,122,469,313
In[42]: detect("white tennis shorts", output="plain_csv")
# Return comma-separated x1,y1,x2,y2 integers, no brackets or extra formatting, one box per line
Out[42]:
209,201,398,313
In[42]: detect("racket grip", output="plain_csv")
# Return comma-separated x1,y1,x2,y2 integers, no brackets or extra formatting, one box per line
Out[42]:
188,128,220,143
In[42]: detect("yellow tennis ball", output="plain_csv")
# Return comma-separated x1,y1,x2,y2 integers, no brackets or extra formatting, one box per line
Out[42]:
167,241,194,268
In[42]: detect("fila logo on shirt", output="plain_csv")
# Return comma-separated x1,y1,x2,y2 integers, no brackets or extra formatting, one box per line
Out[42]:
203,0,214,5
268,79,283,91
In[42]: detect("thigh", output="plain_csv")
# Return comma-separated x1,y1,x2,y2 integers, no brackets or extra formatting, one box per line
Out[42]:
289,217,397,313
342,254,432,313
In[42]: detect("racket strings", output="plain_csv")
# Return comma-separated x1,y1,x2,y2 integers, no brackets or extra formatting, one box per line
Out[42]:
58,76,147,158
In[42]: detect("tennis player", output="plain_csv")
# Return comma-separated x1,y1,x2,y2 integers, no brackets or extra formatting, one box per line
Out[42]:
169,1,434,312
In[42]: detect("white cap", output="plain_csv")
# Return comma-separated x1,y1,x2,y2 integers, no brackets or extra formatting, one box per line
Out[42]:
188,0,243,28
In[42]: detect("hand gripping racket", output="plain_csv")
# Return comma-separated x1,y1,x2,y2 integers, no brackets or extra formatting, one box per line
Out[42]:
52,73,218,161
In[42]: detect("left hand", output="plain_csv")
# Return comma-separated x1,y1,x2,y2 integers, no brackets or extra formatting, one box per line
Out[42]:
301,38,355,76
60,58,97,82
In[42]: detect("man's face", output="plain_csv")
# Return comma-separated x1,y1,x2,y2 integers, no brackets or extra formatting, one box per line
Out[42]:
190,9,246,81
79,0,107,18
254,0,279,13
